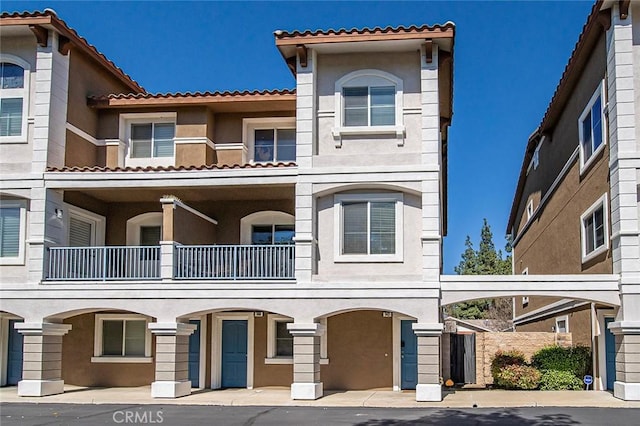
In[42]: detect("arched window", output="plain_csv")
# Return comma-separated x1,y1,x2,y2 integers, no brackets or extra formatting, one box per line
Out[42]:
126,212,163,246
239,211,294,245
0,55,30,142
332,69,404,144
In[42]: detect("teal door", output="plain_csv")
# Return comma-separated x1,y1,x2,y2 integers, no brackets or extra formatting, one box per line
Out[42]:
401,320,417,389
221,320,247,388
6,320,23,385
605,317,616,391
188,320,201,388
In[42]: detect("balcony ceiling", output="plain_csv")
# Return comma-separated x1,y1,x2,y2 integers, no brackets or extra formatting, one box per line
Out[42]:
66,184,294,203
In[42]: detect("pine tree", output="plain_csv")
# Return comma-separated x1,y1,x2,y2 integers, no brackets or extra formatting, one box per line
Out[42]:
448,219,513,323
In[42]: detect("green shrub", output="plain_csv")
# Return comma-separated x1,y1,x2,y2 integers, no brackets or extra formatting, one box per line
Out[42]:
495,365,541,390
491,350,527,379
531,345,592,378
539,369,584,390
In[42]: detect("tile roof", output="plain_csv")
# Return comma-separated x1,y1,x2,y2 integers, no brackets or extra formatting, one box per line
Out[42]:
89,88,295,102
274,23,455,40
507,0,606,233
46,162,297,173
0,10,144,93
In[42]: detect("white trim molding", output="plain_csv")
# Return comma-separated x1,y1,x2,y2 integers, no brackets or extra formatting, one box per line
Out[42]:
333,192,404,263
580,193,609,263
119,112,177,168
92,313,152,363
578,80,607,175
332,69,405,147
211,312,254,390
265,314,293,364
242,117,296,164
554,315,569,333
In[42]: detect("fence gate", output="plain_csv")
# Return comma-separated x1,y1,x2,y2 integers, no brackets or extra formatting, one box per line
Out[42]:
450,333,476,384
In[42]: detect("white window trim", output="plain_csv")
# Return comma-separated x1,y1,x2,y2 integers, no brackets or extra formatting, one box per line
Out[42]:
126,212,163,246
334,193,404,263
242,117,296,164
555,315,569,333
239,211,294,245
0,54,30,144
0,199,27,265
211,312,254,390
66,205,106,246
265,314,293,364
526,200,534,221
119,112,177,167
92,313,152,363
332,69,405,145
578,81,606,174
264,314,328,365
580,194,609,264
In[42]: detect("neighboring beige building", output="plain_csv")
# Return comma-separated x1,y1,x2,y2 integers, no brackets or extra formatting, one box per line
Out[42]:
0,1,638,404
507,0,640,397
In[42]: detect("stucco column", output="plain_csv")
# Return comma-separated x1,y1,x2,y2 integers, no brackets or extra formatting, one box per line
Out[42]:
15,322,72,397
159,197,176,281
609,323,640,400
413,322,443,401
288,322,324,400
294,183,315,283
149,322,196,398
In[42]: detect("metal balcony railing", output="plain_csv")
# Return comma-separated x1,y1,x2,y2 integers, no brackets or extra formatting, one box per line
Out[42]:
174,244,295,280
47,246,161,281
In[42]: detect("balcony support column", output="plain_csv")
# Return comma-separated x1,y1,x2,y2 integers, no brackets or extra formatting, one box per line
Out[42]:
160,241,175,281
149,322,197,398
289,322,324,400
16,322,72,397
413,322,443,402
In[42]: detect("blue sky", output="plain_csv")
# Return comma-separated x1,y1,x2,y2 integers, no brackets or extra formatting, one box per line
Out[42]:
3,0,595,273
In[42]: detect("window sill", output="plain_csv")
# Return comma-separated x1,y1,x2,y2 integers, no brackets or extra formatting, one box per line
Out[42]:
0,136,28,144
581,244,608,264
579,142,606,176
332,125,405,147
264,358,329,365
0,257,25,266
91,356,153,364
335,254,403,263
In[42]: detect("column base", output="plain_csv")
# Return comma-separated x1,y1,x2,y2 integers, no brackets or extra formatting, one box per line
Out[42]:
151,380,192,398
614,381,640,400
416,384,442,402
18,379,64,397
291,382,323,400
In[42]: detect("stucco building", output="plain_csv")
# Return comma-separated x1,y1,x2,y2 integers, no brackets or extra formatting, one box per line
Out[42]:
0,1,638,403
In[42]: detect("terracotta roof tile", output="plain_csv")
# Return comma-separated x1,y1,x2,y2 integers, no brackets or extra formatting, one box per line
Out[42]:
46,162,297,173
1,10,144,93
90,88,296,102
274,23,455,39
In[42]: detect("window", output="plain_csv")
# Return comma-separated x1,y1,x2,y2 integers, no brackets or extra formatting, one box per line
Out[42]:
130,123,174,158
121,113,177,167
522,296,529,308
580,194,609,263
333,70,404,144
243,118,296,163
526,200,534,221
0,56,30,142
254,129,296,162
251,225,294,245
334,193,403,262
264,315,328,365
343,86,395,126
0,200,26,265
555,316,569,333
92,314,152,363
67,207,105,247
579,82,606,172
125,212,163,246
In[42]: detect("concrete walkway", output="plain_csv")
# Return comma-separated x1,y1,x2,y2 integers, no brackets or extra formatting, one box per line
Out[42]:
2,386,640,408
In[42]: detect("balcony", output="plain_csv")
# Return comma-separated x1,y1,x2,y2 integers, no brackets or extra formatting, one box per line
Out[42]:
46,244,295,281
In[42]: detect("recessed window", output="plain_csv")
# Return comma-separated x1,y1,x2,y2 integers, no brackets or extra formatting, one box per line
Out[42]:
93,314,152,363
0,200,26,265
555,316,568,333
580,194,609,263
334,193,403,262
522,296,529,308
275,320,293,357
579,83,606,172
343,86,395,127
251,225,294,245
130,123,174,158
526,200,534,221
243,118,296,163
254,128,296,162
0,57,29,142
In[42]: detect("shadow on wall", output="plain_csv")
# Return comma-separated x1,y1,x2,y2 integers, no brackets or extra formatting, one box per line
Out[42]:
354,408,580,426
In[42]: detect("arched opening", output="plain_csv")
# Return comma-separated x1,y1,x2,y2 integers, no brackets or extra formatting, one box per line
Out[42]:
239,210,294,245
125,212,163,246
